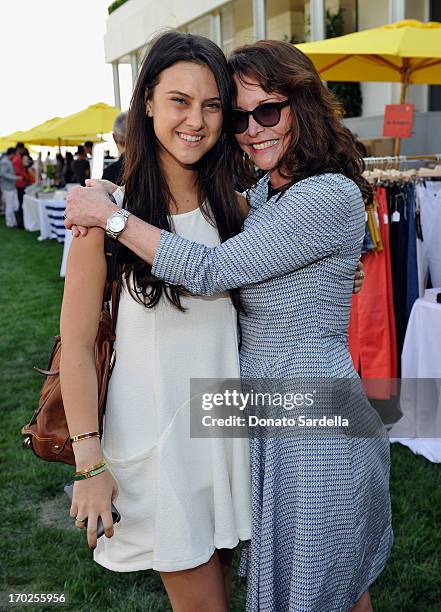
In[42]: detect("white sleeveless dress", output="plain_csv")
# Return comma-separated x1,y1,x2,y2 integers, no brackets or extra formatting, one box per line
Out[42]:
94,194,251,572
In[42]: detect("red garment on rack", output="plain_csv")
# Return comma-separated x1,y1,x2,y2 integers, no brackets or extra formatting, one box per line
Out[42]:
349,187,397,397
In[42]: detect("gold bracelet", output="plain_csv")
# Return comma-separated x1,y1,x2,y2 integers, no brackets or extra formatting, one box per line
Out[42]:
72,465,108,481
73,460,106,476
70,431,99,443
74,460,106,477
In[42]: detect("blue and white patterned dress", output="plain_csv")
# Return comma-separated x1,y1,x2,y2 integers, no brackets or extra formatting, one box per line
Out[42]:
151,173,393,611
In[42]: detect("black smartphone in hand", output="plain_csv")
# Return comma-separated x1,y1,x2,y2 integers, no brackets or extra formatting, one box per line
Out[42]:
63,482,121,538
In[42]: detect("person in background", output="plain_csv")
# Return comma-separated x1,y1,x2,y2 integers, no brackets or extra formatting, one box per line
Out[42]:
22,149,36,186
12,142,26,228
72,146,90,186
55,152,65,187
63,151,74,185
44,151,52,173
84,141,94,160
0,147,20,227
102,111,127,186
63,152,74,184
56,152,65,170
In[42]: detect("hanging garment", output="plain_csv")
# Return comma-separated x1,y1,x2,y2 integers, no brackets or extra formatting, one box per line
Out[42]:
377,186,398,380
414,187,426,297
388,184,409,368
405,184,419,319
417,181,441,288
348,187,397,392
366,203,383,252
361,219,376,253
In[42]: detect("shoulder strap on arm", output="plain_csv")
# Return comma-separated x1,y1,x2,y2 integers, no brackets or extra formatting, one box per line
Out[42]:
103,232,121,335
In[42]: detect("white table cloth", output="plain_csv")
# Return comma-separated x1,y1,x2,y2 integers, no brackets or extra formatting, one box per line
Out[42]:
37,198,52,240
23,195,40,232
22,191,66,241
43,199,66,242
389,296,441,462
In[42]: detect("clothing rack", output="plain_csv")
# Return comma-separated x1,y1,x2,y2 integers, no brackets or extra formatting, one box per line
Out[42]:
350,165,441,380
363,154,441,178
363,154,441,164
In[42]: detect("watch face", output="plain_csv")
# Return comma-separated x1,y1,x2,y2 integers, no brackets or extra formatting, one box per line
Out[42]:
109,216,125,232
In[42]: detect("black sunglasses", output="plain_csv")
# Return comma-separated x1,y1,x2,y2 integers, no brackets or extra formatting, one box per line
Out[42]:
231,99,290,134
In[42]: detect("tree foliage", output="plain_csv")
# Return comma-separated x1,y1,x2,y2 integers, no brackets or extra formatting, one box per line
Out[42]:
108,0,128,15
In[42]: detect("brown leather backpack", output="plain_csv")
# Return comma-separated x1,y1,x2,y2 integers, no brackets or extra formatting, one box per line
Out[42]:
21,237,120,465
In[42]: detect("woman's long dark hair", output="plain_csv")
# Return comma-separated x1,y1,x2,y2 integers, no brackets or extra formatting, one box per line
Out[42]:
121,31,243,311
228,40,372,203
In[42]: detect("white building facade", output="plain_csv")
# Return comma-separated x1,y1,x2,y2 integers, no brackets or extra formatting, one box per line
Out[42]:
104,0,441,154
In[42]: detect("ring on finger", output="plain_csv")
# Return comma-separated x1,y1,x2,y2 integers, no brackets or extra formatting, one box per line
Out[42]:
75,516,86,523
358,270,365,279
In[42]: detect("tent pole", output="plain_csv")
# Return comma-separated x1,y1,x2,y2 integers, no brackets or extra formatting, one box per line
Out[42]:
393,136,401,158
399,78,408,105
393,74,409,157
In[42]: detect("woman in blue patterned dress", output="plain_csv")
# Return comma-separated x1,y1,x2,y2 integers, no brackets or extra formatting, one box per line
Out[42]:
65,40,392,611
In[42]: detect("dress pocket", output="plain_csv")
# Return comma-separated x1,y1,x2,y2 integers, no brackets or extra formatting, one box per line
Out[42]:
103,445,158,525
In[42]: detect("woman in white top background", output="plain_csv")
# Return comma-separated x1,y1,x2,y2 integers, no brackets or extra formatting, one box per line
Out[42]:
60,31,251,612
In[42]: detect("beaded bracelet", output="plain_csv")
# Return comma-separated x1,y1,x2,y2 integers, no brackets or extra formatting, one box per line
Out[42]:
72,464,108,481
70,431,99,443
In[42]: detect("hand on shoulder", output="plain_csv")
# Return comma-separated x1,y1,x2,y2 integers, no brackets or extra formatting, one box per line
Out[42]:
65,185,117,231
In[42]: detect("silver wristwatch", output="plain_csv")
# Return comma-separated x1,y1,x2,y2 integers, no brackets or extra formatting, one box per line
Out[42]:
105,207,131,240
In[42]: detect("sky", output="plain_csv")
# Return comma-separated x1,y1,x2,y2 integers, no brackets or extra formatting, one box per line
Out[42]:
0,0,132,139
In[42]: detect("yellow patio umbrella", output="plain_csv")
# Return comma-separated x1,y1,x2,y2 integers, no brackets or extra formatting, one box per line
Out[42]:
1,131,29,145
20,117,88,146
0,137,18,151
19,117,64,146
38,102,120,142
296,20,441,154
2,118,94,147
2,103,120,147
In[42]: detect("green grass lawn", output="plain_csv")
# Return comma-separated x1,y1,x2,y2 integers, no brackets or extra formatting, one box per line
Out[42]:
1,218,440,611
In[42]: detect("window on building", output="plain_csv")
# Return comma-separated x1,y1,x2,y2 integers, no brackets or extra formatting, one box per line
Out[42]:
185,14,213,39
267,0,307,43
221,3,235,54
231,0,254,49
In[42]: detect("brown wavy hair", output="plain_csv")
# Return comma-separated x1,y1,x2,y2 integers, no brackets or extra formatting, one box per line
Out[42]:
228,40,372,203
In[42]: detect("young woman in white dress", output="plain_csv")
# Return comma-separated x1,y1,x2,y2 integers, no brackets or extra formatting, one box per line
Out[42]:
60,31,251,611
